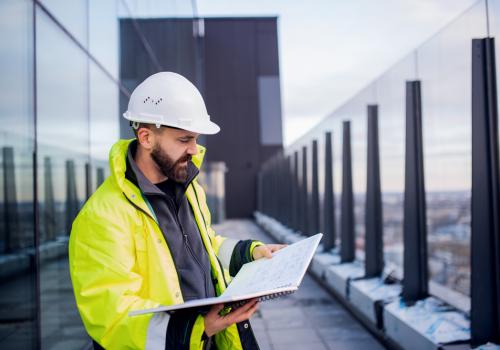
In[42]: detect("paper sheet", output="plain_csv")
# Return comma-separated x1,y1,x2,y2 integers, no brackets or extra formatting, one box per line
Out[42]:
129,233,323,316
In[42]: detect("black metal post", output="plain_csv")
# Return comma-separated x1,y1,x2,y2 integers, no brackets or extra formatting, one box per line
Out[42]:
402,80,428,303
44,157,55,241
311,139,320,235
341,121,355,262
324,131,336,250
85,162,92,200
365,105,384,277
301,146,309,235
286,155,293,226
2,147,19,253
293,151,300,231
65,159,79,235
96,167,105,187
470,37,500,346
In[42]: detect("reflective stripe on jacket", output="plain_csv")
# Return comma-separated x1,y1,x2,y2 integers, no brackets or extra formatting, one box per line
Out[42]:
69,139,245,349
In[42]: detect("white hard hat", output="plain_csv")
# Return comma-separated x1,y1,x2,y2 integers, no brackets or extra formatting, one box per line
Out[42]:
123,72,220,134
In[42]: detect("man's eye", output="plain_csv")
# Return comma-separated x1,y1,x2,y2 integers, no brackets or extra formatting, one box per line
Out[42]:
179,139,189,143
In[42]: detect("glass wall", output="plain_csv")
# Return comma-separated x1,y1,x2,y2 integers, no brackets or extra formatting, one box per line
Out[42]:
375,55,416,275
0,0,195,348
418,1,486,298
0,0,36,348
284,0,495,304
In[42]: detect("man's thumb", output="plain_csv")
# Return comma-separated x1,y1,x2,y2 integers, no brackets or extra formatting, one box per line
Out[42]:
264,248,273,258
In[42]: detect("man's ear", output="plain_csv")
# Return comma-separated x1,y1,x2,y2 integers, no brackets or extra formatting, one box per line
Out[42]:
136,127,154,150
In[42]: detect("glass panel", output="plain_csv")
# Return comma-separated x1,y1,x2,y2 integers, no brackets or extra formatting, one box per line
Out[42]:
0,0,37,348
36,7,90,348
89,0,119,79
375,54,417,277
89,62,119,192
419,0,486,297
336,87,371,261
39,0,88,46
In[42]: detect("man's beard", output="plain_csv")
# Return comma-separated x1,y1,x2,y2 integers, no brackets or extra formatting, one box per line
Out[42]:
151,144,191,183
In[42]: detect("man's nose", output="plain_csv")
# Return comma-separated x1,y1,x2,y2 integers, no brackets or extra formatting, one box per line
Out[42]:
187,142,198,155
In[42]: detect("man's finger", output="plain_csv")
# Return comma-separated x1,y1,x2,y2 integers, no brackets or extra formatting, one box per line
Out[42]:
233,301,259,323
269,244,287,253
229,301,259,323
231,299,258,315
263,247,273,258
223,299,258,321
209,303,225,316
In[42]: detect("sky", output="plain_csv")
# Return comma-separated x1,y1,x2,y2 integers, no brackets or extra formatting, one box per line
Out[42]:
195,0,480,145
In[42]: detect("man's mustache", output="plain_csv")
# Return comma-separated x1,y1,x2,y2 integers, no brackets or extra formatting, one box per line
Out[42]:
176,154,192,164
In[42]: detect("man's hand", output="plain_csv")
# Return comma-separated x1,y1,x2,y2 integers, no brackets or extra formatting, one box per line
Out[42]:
204,299,259,337
252,244,287,260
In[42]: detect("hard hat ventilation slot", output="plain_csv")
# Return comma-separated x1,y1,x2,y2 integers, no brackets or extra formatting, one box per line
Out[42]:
143,96,163,105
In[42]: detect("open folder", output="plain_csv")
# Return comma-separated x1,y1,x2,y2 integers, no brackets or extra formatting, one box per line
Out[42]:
129,233,323,316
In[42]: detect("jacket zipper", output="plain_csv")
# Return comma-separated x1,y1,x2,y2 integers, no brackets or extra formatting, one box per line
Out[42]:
166,195,210,297
192,185,228,289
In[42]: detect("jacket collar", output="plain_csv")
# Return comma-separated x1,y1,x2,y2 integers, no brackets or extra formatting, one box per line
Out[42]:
126,140,199,196
109,138,207,193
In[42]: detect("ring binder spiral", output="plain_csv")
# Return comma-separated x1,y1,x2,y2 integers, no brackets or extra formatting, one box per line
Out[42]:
129,233,323,316
227,289,296,310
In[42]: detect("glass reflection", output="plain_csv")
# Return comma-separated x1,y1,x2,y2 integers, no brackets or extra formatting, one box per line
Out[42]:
36,7,89,348
0,0,37,348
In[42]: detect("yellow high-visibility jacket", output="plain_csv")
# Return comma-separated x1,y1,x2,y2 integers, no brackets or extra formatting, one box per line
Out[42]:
69,139,248,349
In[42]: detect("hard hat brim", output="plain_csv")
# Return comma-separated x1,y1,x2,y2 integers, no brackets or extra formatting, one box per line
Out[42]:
182,120,221,135
123,111,220,135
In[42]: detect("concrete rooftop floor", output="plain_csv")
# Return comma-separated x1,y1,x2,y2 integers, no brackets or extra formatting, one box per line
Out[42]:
213,219,387,350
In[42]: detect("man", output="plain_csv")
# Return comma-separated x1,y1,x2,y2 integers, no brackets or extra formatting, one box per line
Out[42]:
69,72,284,349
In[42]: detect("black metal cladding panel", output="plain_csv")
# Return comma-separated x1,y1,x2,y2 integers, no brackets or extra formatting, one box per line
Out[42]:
203,19,281,217
119,20,158,81
119,19,143,80
120,18,198,85
204,19,258,99
204,94,261,161
143,19,197,79
260,145,283,164
256,19,280,76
